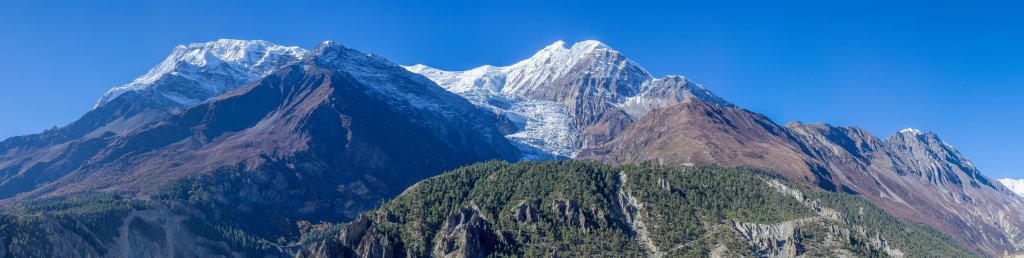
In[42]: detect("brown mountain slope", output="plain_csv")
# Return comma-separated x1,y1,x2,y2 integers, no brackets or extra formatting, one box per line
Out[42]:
584,99,1024,257
580,98,827,189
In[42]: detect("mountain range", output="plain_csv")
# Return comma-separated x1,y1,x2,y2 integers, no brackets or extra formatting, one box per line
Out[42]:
0,39,1021,257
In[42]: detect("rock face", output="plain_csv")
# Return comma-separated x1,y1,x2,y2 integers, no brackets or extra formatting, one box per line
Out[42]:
0,41,519,239
406,40,730,159
296,215,398,258
297,204,498,258
433,204,494,258
295,161,979,258
586,99,1024,256
509,200,538,224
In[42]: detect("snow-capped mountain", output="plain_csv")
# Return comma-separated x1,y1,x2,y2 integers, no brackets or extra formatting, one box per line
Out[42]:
405,40,730,159
97,39,306,108
1000,178,1024,197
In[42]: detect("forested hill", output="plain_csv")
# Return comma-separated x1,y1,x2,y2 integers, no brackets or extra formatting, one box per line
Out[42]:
295,161,978,258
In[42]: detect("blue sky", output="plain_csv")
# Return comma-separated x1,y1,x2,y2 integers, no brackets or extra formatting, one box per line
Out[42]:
0,0,1021,178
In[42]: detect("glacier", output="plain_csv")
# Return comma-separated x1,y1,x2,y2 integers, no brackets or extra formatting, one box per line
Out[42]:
406,40,731,159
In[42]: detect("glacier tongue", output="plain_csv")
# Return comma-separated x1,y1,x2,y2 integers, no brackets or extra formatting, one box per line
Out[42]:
406,62,582,159
96,39,307,108
406,40,731,159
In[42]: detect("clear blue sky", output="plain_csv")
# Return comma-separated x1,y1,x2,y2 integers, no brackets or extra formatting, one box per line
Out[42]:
0,0,1021,178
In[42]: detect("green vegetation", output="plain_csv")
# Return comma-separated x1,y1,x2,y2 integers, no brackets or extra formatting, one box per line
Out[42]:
0,190,278,257
0,161,983,258
301,161,982,258
0,193,143,257
154,175,280,255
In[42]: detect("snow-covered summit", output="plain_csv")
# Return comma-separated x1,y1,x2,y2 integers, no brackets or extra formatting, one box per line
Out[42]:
998,178,1024,197
405,40,731,159
96,39,307,108
405,40,632,95
500,40,631,96
900,128,923,135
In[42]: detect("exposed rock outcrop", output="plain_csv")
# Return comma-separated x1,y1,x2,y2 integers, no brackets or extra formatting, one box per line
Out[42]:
509,201,538,224
296,215,397,258
731,219,807,257
433,203,495,258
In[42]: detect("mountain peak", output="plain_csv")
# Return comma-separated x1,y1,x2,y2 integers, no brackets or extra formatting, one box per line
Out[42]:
310,40,345,54
899,128,923,135
502,40,645,96
541,40,609,52
309,40,403,71
573,39,609,49
144,39,306,84
891,128,950,148
531,40,613,61
96,39,306,108
542,40,568,50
